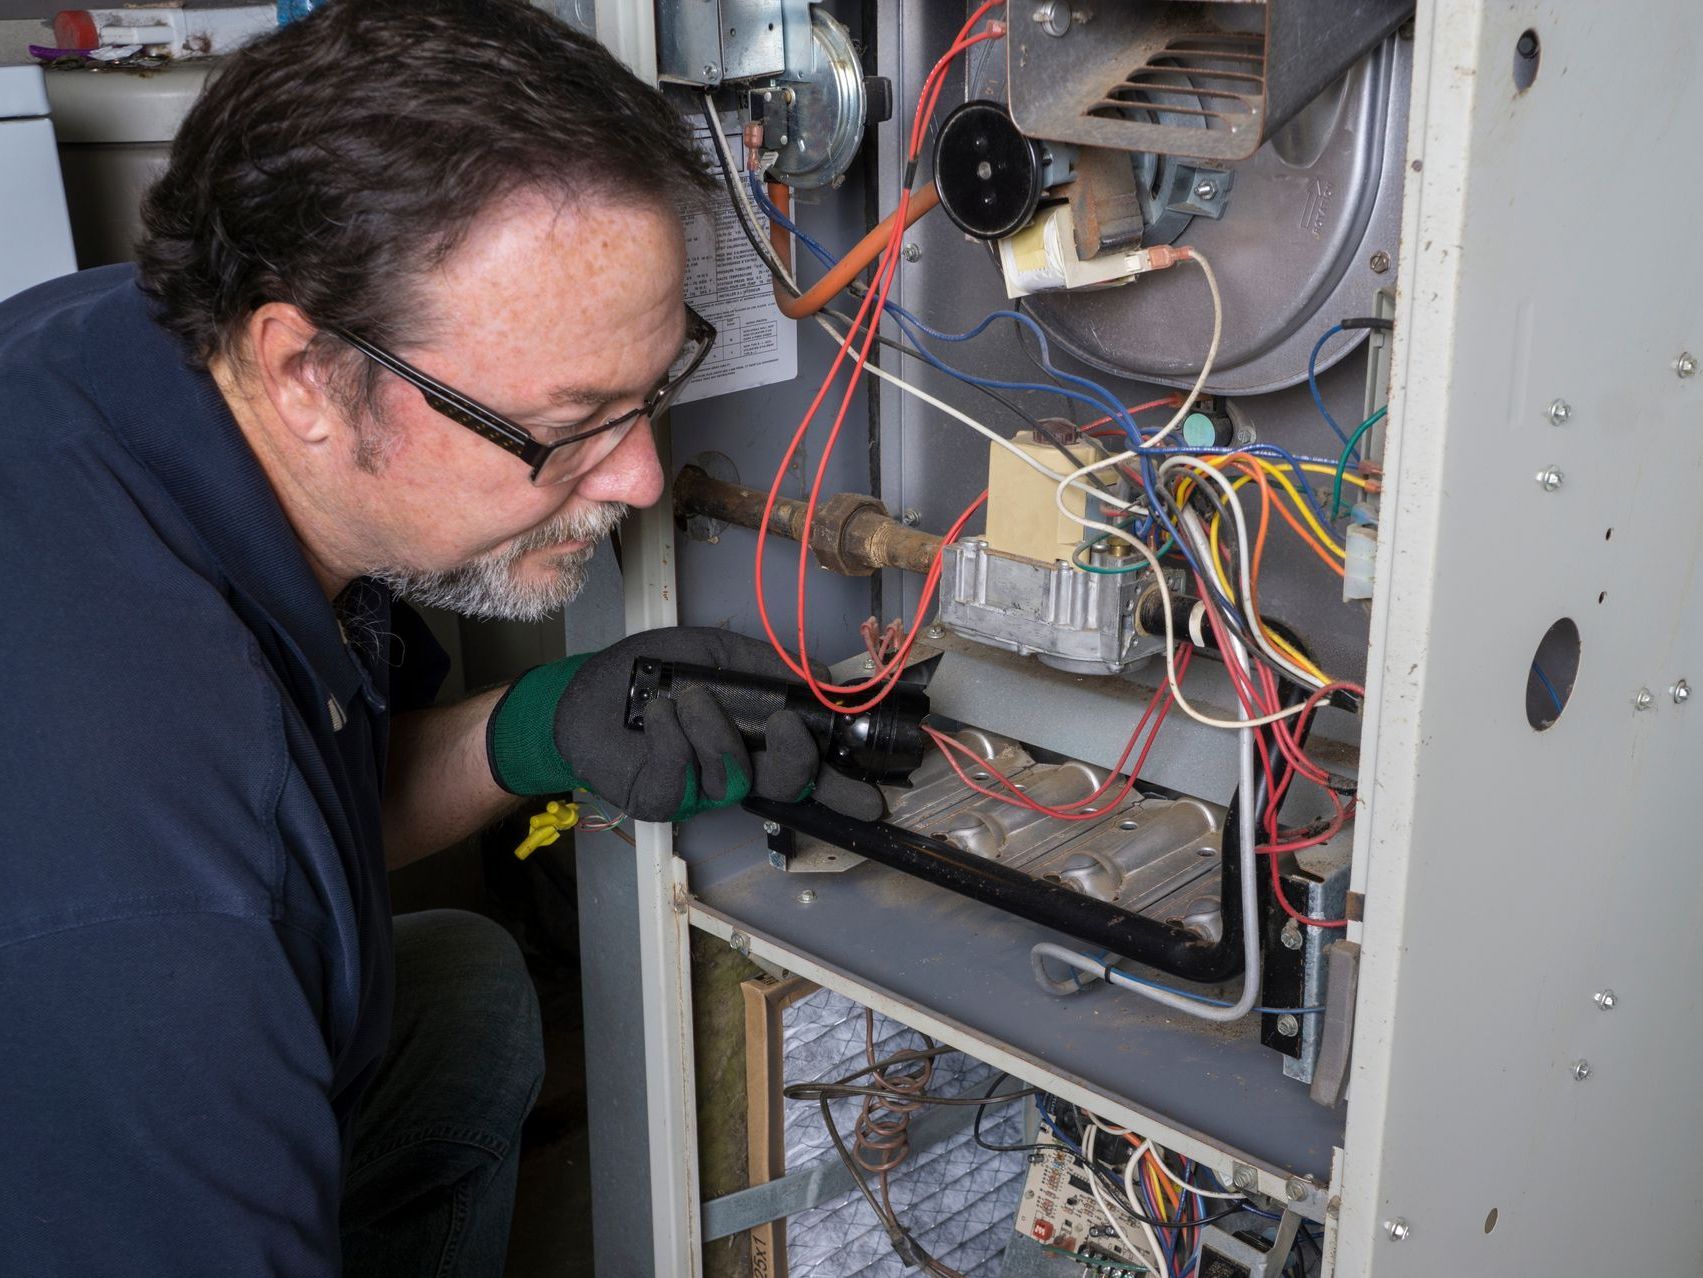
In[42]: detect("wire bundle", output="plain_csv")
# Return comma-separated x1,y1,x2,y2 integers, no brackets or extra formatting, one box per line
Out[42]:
702,2,1387,1005
784,1030,1038,1278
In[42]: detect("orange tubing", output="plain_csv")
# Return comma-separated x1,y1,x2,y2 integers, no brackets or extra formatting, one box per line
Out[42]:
766,179,942,319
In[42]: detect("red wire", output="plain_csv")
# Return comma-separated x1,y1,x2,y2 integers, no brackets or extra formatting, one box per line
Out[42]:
1081,394,1186,436
1268,850,1347,929
753,6,1006,713
1185,580,1360,928
921,648,1192,821
789,21,1006,696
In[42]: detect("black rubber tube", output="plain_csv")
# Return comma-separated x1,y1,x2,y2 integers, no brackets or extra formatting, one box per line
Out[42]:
747,626,1342,983
745,796,1238,979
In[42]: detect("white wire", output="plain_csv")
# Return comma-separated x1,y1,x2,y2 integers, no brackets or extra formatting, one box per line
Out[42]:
1084,1126,1170,1278
1048,249,1221,488
698,93,1137,519
1157,457,1323,689
1136,249,1223,448
1043,248,1306,730
1132,1139,1245,1200
1084,1110,1135,1137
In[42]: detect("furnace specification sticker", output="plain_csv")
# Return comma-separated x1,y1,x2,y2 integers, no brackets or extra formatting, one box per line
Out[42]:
671,120,797,406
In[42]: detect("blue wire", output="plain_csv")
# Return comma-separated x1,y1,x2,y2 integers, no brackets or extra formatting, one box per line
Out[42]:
893,307,1143,443
748,175,837,268
751,173,1340,603
1531,660,1565,714
1307,325,1359,459
750,174,1147,440
885,308,1154,430
1065,950,1325,1014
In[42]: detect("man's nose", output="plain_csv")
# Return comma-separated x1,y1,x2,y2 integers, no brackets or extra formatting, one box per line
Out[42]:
574,419,664,509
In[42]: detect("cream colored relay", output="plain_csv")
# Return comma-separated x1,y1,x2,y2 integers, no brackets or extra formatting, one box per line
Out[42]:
984,429,1100,564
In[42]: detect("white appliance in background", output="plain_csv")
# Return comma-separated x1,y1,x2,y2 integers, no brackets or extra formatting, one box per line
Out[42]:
44,60,216,267
0,65,76,303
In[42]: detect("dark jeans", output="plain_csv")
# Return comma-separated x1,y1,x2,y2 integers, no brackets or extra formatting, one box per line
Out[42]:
341,910,545,1277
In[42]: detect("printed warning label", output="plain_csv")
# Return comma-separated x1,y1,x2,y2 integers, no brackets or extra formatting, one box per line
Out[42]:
672,119,798,405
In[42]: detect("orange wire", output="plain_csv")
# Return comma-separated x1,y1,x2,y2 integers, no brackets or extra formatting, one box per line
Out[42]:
1218,455,1343,577
753,4,1005,713
766,181,942,319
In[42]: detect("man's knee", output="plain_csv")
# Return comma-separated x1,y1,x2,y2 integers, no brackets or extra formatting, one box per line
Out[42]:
391,910,546,1126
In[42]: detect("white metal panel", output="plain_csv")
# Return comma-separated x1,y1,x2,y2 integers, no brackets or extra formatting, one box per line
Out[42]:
0,116,76,302
1341,2,1703,1273
622,424,704,1278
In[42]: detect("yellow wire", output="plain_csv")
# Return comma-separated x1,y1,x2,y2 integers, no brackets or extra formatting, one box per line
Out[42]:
1204,509,1329,684
1212,459,1345,559
1176,458,1362,561
1298,461,1368,490
1174,451,1347,685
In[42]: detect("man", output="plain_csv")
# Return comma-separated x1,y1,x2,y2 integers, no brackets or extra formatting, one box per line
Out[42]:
0,0,876,1272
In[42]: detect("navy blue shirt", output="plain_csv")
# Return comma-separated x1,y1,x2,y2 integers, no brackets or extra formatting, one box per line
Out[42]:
0,267,438,1273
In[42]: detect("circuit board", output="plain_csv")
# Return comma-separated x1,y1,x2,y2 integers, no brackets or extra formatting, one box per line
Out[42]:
1012,1139,1158,1276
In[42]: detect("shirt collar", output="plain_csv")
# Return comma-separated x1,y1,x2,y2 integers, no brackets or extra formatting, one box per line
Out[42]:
95,269,370,708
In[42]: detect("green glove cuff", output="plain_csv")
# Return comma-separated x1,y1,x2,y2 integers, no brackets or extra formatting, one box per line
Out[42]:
669,752,753,823
487,654,594,796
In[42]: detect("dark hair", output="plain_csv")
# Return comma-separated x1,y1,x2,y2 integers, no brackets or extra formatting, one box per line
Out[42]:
137,0,713,405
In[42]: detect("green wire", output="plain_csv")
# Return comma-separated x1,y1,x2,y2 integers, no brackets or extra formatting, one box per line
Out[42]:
1331,406,1388,519
1070,532,1174,575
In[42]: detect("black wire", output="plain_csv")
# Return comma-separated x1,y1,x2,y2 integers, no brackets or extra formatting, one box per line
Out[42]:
697,96,803,300
823,307,1116,495
971,1072,1055,1154
692,101,1115,505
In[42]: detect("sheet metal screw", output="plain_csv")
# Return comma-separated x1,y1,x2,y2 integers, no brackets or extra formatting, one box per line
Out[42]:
729,931,751,956
1280,919,1304,950
1594,989,1617,1009
1193,178,1219,201
1368,250,1391,274
1536,467,1564,491
1635,688,1654,711
901,507,922,524
1285,1178,1309,1202
1231,1165,1259,1192
1672,680,1691,704
926,623,946,640
762,820,781,836
797,888,817,904
902,242,922,262
1033,1,1071,36
862,655,877,671
1676,352,1697,379
702,63,719,82
1545,399,1572,426
1572,1059,1592,1081
1275,1014,1300,1037
1385,1219,1411,1242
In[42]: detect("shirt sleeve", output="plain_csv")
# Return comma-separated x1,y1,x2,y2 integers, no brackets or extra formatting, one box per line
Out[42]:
0,912,344,1277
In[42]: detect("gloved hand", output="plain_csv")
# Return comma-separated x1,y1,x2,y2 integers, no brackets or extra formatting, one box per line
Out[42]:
486,626,885,823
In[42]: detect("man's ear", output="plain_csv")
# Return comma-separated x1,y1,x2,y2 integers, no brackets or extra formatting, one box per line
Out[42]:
243,302,346,447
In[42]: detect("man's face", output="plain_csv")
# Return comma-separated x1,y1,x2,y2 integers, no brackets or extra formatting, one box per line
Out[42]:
350,187,684,620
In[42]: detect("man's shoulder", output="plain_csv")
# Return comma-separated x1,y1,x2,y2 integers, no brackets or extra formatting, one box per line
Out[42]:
0,264,138,408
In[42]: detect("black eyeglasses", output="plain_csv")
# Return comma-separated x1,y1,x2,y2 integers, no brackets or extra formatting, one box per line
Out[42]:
328,306,717,485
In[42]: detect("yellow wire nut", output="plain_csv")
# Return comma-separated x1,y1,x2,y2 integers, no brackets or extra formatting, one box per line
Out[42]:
513,800,580,861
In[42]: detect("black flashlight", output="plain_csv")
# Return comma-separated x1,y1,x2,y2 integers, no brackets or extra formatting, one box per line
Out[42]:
624,659,929,785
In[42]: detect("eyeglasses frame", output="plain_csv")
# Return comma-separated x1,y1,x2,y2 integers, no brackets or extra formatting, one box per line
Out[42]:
327,305,717,483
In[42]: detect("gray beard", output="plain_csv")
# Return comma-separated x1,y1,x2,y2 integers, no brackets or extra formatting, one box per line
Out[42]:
371,502,629,621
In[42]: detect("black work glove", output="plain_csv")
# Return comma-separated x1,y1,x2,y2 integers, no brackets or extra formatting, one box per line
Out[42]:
486,626,884,823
